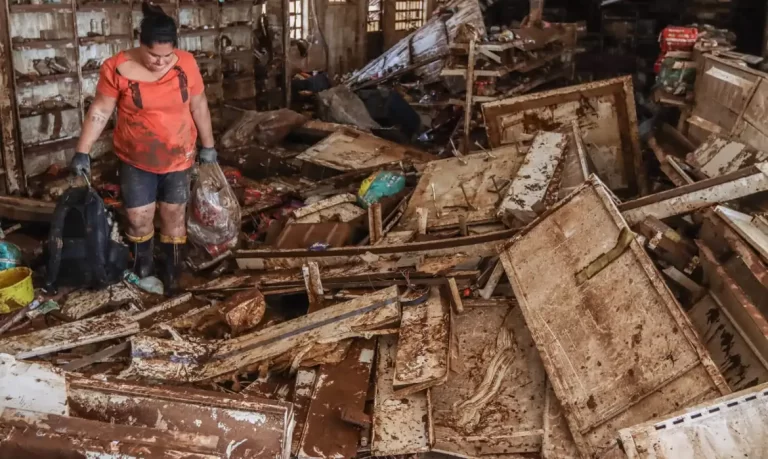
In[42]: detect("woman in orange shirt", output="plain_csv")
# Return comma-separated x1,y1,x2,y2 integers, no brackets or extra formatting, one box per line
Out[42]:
71,2,216,294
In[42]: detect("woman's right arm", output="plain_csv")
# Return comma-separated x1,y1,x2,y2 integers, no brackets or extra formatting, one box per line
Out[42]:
75,92,118,154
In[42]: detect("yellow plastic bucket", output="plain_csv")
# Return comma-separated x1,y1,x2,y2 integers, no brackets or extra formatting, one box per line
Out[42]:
0,267,33,314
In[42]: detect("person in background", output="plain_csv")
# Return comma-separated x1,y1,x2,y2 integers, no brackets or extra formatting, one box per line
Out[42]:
70,1,217,294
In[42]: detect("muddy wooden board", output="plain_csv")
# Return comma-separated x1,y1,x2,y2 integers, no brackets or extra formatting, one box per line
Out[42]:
393,286,450,394
497,131,567,227
431,302,547,457
619,163,768,226
291,368,317,456
399,145,524,231
296,128,433,172
482,76,643,194
372,335,432,456
297,339,375,459
499,178,730,457
618,382,768,459
714,205,768,265
687,293,768,391
0,310,139,359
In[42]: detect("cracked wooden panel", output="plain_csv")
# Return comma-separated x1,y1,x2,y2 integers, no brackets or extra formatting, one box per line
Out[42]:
499,178,729,457
431,303,547,457
393,286,450,394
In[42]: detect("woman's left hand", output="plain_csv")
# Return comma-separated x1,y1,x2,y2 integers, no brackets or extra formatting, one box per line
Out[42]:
199,147,217,164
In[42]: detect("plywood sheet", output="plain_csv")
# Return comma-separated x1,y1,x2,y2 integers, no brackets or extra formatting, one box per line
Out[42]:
296,129,432,172
400,145,525,230
499,178,730,457
618,382,768,459
430,303,547,457
715,205,768,265
482,76,642,194
372,336,431,456
686,134,766,178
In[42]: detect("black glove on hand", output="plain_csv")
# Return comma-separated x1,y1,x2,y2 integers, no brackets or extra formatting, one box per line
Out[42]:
199,147,217,164
70,152,91,177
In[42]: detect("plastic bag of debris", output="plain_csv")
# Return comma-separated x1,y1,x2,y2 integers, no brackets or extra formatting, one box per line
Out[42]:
220,109,307,148
358,170,405,209
187,163,241,256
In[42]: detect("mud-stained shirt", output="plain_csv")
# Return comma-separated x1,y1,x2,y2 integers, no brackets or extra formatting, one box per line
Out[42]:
96,50,204,174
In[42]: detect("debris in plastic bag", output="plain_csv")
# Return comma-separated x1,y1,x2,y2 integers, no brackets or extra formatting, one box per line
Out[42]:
188,163,242,257
0,242,23,270
220,108,307,148
357,171,405,209
26,300,59,319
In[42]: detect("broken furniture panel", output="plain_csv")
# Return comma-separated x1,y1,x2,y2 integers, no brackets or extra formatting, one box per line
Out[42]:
394,286,450,395
686,134,767,178
124,286,400,382
688,54,763,145
714,205,768,265
289,193,365,224
618,381,768,459
400,145,525,231
697,240,768,368
0,408,220,458
499,178,730,457
0,310,139,359
619,163,768,226
497,131,567,227
296,128,433,174
291,368,317,456
372,336,432,456
687,293,768,391
482,76,644,194
297,339,376,459
431,302,547,457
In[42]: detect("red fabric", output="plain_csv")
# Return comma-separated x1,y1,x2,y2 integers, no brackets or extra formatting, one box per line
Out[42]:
97,50,204,174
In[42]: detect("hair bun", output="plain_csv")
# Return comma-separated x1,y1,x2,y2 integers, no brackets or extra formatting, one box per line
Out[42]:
142,1,167,17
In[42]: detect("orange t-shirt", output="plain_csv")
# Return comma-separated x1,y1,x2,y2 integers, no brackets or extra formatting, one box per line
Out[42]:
96,50,204,174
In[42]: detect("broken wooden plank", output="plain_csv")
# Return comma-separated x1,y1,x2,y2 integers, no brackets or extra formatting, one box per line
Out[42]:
687,293,768,391
618,381,768,459
499,177,730,457
431,302,547,457
60,341,131,372
235,228,517,270
619,163,768,225
290,193,361,222
479,259,505,300
446,278,465,314
291,368,317,456
218,288,266,335
123,286,401,382
298,339,376,459
372,335,432,456
393,286,450,395
0,196,55,222
61,281,142,319
0,310,139,359
400,145,524,231
302,262,325,313
482,76,645,194
715,205,768,264
497,131,567,227
0,408,220,457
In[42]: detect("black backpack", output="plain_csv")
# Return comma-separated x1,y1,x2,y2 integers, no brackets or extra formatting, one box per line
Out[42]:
45,187,129,292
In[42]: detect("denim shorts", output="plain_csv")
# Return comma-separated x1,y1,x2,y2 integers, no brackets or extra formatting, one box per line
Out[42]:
120,162,191,209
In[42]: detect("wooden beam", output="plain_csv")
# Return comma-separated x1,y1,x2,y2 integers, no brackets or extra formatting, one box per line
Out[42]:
447,277,464,314
620,163,768,225
0,0,23,193
462,40,476,154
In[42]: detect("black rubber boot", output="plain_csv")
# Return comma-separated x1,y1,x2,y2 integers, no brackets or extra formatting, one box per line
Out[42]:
131,238,154,279
159,241,184,297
